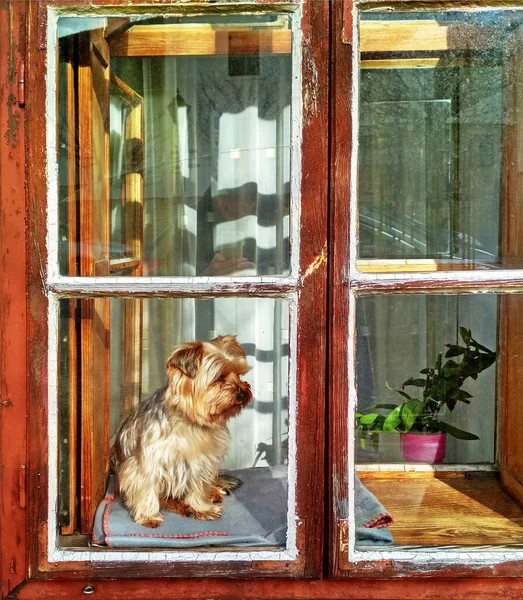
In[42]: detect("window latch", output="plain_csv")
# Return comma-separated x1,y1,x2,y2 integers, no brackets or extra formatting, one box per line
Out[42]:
19,465,26,509
18,60,25,107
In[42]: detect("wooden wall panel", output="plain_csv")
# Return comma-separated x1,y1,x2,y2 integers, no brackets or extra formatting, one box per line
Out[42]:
78,30,111,534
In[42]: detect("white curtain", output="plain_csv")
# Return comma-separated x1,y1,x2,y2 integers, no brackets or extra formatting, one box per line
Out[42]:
110,53,292,469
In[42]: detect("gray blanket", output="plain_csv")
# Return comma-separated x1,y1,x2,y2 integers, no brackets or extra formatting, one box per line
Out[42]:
355,474,394,546
92,467,393,548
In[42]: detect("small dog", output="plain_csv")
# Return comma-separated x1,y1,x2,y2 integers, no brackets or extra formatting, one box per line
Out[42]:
113,335,252,528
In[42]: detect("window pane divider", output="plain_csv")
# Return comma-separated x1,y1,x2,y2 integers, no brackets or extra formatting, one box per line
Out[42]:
349,268,523,294
48,276,298,297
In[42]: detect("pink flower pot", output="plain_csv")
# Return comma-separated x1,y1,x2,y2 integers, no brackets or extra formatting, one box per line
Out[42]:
400,432,447,463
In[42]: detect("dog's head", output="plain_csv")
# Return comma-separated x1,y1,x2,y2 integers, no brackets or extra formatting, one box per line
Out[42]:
166,335,252,426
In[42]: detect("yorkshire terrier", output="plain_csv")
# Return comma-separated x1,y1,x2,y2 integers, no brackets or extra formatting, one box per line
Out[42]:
113,335,252,528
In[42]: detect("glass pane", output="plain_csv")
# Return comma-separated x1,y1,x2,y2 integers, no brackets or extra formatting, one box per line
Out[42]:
57,15,292,277
58,297,289,546
357,10,523,271
353,293,523,550
356,294,497,465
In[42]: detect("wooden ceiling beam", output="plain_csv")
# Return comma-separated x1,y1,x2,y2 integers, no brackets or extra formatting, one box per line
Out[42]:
109,26,292,57
360,21,501,53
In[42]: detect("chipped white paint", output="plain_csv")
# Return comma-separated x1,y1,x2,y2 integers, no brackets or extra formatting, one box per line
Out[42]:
290,1,303,281
50,276,298,295
48,548,298,564
348,1,360,283
346,0,523,567
346,2,360,563
286,296,299,556
357,463,498,472
301,241,327,283
347,291,358,558
49,2,300,18
47,293,60,562
45,5,303,565
47,7,59,284
353,268,523,289
351,548,523,565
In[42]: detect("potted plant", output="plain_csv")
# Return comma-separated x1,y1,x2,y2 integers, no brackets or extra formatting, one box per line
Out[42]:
356,327,496,463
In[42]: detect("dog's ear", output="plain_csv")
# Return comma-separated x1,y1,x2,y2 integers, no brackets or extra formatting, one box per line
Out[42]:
167,341,204,378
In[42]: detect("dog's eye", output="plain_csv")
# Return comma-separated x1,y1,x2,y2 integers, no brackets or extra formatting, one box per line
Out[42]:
217,375,226,383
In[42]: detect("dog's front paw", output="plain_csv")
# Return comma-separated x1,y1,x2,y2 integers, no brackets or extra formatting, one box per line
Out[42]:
209,485,226,504
217,473,243,494
192,505,223,521
136,515,163,528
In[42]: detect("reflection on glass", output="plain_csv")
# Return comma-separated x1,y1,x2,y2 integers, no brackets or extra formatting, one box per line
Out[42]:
357,10,523,270
57,16,292,277
356,294,497,465
58,297,289,543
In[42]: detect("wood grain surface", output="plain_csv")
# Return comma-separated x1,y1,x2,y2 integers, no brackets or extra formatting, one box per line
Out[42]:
362,473,523,546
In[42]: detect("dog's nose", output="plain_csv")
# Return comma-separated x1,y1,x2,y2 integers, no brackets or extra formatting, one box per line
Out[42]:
236,389,247,402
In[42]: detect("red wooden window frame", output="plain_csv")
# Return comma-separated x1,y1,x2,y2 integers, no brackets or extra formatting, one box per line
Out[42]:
2,0,330,588
0,1,27,596
329,0,523,579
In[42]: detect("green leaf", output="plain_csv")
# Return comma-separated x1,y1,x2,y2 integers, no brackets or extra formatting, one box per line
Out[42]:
460,327,472,346
404,378,426,388
444,345,466,358
359,413,380,425
383,405,403,432
434,378,455,399
457,390,473,404
366,403,401,411
431,420,480,440
473,340,496,354
401,400,424,432
474,353,497,372
446,398,457,411
448,388,460,400
441,360,461,377
386,381,413,400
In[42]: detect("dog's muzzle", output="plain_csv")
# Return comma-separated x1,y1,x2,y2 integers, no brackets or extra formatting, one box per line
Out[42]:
236,386,252,405
236,389,248,402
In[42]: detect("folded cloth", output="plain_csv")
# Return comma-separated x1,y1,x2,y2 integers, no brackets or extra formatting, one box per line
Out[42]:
92,467,393,548
92,466,287,548
355,474,394,546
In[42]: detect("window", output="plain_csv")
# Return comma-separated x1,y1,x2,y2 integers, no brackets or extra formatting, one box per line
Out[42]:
6,0,523,596
55,13,293,544
331,4,523,576
21,0,328,580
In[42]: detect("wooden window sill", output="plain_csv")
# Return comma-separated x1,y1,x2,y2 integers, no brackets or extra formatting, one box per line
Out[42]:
360,472,523,547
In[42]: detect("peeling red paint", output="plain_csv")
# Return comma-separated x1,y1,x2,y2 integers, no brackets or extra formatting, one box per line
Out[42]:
6,92,19,148
303,43,319,126
302,240,328,282
342,0,354,44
